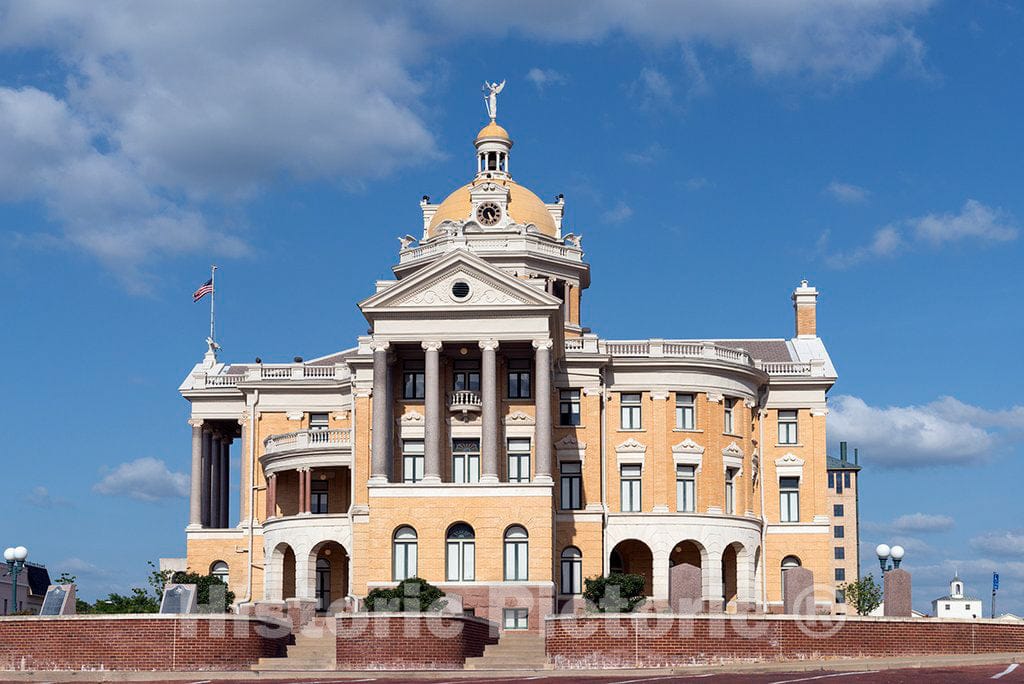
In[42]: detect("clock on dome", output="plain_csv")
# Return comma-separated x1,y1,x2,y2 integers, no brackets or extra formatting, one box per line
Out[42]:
476,201,502,226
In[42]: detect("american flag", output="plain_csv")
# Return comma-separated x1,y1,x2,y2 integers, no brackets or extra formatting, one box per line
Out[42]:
193,278,214,302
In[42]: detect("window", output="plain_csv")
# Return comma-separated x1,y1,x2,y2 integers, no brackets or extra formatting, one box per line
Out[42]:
507,359,531,399
452,439,480,483
503,607,529,630
392,526,418,581
507,438,531,483
780,477,800,522
310,479,328,514
620,393,642,430
725,467,738,515
834,525,845,539
559,389,581,426
945,603,951,610
403,363,425,400
778,409,798,444
316,558,331,612
620,464,642,512
828,472,834,489
210,561,229,585
309,412,329,430
403,440,424,483
676,393,696,430
446,523,476,581
453,361,480,392
723,398,735,434
836,589,846,604
560,547,583,595
675,465,696,512
834,547,846,560
833,504,844,517
844,472,852,488
503,526,529,581
560,461,582,510
835,568,846,581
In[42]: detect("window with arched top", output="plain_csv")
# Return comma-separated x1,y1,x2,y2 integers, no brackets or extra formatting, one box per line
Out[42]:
210,560,229,586
446,523,475,582
392,526,418,581
781,555,802,595
560,547,583,596
504,525,529,581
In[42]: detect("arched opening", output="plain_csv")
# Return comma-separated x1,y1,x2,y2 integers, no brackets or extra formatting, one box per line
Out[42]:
282,545,296,600
392,526,418,581
609,540,653,596
670,540,703,569
446,523,476,582
781,554,802,598
311,541,349,613
560,547,582,596
722,543,741,611
209,560,229,585
503,525,528,581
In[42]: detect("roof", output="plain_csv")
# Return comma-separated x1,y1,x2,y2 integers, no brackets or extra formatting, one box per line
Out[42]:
934,594,981,602
25,564,50,596
715,339,792,363
427,180,558,237
476,120,510,141
827,456,861,471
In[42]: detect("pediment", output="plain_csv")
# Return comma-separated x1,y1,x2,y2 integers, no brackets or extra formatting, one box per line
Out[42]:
615,437,647,454
671,438,705,455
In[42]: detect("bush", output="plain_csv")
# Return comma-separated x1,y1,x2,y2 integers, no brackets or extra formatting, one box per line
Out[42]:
582,573,647,613
841,574,883,616
364,577,447,613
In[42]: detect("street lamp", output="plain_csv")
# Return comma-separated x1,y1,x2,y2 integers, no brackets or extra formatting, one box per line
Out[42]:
3,546,28,615
875,543,904,572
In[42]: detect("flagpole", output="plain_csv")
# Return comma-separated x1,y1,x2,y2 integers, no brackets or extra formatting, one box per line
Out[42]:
210,264,217,344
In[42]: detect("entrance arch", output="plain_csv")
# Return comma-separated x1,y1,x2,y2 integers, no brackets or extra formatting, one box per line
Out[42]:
310,540,350,613
609,540,654,597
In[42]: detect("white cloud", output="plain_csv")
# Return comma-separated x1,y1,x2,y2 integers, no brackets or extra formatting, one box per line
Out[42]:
686,177,713,191
624,144,663,165
23,485,71,509
824,180,870,203
601,200,634,224
971,531,1024,558
93,457,190,501
827,199,1017,268
828,394,1024,468
864,512,955,534
525,67,567,92
631,67,674,110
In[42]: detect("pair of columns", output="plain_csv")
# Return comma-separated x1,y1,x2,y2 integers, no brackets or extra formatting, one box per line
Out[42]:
369,338,553,483
263,469,314,520
189,421,231,528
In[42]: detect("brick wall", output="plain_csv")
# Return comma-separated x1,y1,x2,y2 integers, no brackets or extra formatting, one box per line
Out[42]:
0,615,290,671
335,614,497,669
546,614,1024,668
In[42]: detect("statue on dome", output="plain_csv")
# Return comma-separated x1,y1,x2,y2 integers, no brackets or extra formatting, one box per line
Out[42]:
482,80,505,120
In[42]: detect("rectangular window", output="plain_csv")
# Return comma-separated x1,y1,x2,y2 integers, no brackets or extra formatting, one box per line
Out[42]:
620,464,642,512
507,359,531,399
675,465,696,512
504,539,528,581
620,393,642,430
833,504,844,517
828,472,835,489
675,393,696,430
778,409,798,444
844,472,852,488
725,467,738,515
836,589,846,604
452,439,480,484
560,461,582,510
446,540,475,581
779,476,800,522
402,439,424,483
836,472,844,494
835,568,846,581
310,480,328,514
402,363,425,400
835,546,846,560
834,525,845,539
503,607,529,630
559,389,581,426
723,398,735,434
309,412,329,430
507,438,531,483
453,360,480,392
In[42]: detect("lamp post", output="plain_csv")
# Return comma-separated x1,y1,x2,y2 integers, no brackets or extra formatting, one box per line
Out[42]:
875,543,905,572
3,546,28,615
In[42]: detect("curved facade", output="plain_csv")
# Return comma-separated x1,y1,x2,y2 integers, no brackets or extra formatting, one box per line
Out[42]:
176,106,858,628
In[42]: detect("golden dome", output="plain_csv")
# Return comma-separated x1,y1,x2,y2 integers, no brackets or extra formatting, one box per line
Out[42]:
427,180,557,237
476,120,510,142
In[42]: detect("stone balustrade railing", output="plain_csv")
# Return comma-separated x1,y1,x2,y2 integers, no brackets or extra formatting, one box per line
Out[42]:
264,428,352,454
399,232,583,264
449,390,483,412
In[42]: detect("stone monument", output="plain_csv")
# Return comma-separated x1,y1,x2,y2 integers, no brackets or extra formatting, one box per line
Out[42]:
668,562,702,614
883,568,913,617
782,567,815,615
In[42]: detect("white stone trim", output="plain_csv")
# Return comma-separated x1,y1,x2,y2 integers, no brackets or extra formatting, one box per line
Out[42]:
615,437,647,468
368,483,552,498
722,441,744,475
504,410,535,426
286,410,303,421
671,438,704,470
555,435,586,464
774,452,805,479
765,523,829,535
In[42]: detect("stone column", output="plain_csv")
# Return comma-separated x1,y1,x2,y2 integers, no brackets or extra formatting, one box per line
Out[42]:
210,433,222,528
533,338,554,483
422,340,443,484
188,420,203,527
370,341,391,482
295,550,315,599
201,428,212,527
479,339,500,483
564,283,572,323
219,438,230,527
305,469,313,513
652,548,670,602
736,551,757,612
703,551,724,613
265,473,276,520
298,468,307,514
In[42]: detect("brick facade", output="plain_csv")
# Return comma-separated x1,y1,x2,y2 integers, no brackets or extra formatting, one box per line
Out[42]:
334,614,497,669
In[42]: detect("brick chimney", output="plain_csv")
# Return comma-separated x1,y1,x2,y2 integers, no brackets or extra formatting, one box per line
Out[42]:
792,279,819,338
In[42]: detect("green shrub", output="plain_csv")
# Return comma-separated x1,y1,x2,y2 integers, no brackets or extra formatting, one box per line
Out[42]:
364,577,447,612
582,573,647,613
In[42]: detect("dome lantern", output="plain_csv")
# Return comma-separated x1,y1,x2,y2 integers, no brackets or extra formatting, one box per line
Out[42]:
475,119,512,179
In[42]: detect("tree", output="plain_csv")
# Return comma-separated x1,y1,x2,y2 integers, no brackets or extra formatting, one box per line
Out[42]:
841,574,883,616
582,573,647,613
364,577,447,612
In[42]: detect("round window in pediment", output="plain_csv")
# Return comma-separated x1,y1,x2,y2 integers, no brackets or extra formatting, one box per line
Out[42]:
451,280,471,301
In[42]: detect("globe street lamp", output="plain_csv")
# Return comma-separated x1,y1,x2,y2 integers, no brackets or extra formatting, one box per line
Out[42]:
3,546,28,615
875,543,905,572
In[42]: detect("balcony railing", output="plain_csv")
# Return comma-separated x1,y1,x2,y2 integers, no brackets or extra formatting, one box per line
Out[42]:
398,232,584,265
264,428,352,455
449,390,483,413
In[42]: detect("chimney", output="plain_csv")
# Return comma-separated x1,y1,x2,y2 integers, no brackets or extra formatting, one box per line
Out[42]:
792,279,819,338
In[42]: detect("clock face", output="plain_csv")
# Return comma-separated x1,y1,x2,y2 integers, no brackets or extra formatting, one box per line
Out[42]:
476,202,501,226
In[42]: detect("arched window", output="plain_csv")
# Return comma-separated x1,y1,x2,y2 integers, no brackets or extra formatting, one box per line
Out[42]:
446,523,475,582
210,561,229,585
392,526,418,581
560,547,582,596
781,555,801,595
504,525,529,581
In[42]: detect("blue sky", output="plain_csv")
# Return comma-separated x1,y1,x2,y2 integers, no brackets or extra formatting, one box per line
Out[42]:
1,1,1022,615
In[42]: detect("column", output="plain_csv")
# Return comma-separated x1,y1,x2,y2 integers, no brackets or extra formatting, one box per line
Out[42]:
201,428,212,526
479,339,500,483
564,283,572,323
188,420,203,527
533,338,553,483
210,433,222,528
298,468,307,514
704,551,724,613
265,473,277,520
652,548,670,602
736,550,756,612
219,438,230,527
422,340,443,483
305,470,313,513
295,550,315,600
370,341,391,482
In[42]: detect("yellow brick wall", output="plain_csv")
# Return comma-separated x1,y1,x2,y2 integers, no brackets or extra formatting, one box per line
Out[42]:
185,535,265,602
795,304,816,336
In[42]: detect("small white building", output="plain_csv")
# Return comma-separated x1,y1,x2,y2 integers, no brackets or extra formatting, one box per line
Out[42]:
932,573,982,619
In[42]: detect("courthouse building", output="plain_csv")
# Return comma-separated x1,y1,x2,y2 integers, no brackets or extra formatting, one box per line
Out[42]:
176,104,855,627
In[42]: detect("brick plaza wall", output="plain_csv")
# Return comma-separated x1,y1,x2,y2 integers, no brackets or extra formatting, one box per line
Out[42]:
0,615,290,671
335,613,498,670
545,614,1024,668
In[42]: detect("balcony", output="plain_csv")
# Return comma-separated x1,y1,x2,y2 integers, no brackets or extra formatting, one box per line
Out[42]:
261,428,353,474
449,390,483,413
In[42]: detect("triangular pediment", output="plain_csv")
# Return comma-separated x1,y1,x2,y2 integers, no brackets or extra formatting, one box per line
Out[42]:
360,248,562,313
